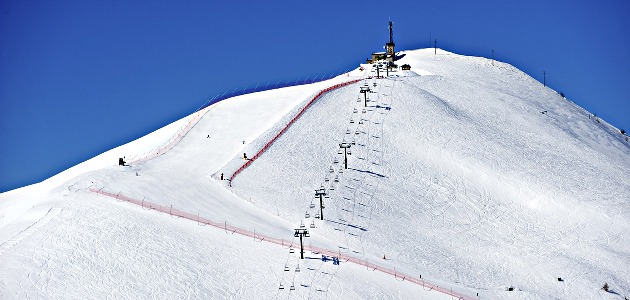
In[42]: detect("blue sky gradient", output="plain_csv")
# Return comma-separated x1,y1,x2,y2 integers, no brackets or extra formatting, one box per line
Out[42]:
1,0,628,192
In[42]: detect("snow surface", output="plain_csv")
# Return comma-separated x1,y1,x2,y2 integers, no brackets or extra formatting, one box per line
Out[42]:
1,48,629,299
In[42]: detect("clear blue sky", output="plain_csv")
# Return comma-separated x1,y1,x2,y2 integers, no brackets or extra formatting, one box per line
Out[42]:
1,0,628,192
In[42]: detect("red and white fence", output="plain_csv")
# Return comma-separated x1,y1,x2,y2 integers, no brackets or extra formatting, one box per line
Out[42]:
228,79,363,186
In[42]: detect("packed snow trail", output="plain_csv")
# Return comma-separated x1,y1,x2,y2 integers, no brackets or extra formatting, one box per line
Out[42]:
228,79,362,186
90,188,476,300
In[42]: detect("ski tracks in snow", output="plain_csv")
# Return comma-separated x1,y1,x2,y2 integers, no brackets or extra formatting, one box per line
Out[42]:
0,207,63,256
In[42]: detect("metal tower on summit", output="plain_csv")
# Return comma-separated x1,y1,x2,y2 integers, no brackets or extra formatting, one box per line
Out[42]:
386,21,395,62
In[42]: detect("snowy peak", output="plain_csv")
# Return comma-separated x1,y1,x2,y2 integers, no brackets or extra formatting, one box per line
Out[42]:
1,48,629,300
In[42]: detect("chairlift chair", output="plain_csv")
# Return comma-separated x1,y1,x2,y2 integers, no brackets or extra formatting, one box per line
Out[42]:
305,211,310,218
279,283,285,290
290,283,295,290
310,220,316,228
284,265,290,271
310,202,315,208
290,248,295,253
315,212,320,218
295,265,300,272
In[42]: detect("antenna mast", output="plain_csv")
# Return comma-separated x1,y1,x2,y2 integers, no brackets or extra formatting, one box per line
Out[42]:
388,21,394,44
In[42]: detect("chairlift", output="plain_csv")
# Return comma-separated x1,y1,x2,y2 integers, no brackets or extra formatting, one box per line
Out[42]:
329,186,335,191
350,119,354,124
362,109,366,113
279,283,285,290
333,158,339,164
353,108,358,113
355,130,360,135
290,283,295,290
295,265,300,272
290,248,295,253
310,202,316,208
338,169,343,174
324,176,329,182
284,265,290,271
347,150,352,155
334,176,339,183
329,167,334,173
305,211,310,218
315,212,320,218
300,221,305,228
346,129,351,134
310,220,316,228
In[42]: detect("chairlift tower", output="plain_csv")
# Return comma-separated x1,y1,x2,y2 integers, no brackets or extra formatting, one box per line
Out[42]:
360,85,371,107
315,188,326,220
339,142,352,169
294,228,310,259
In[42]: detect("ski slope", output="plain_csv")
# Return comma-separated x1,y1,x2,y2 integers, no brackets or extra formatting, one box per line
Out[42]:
1,48,629,299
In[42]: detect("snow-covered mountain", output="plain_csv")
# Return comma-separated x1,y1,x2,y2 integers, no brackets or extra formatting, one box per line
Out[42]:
1,48,629,300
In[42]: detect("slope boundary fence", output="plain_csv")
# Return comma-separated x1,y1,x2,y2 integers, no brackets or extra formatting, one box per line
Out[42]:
89,188,476,300
129,108,210,165
194,72,353,112
128,71,354,166
228,78,363,187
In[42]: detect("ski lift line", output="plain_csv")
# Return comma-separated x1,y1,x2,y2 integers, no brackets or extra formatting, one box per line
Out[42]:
228,79,363,187
90,188,477,300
